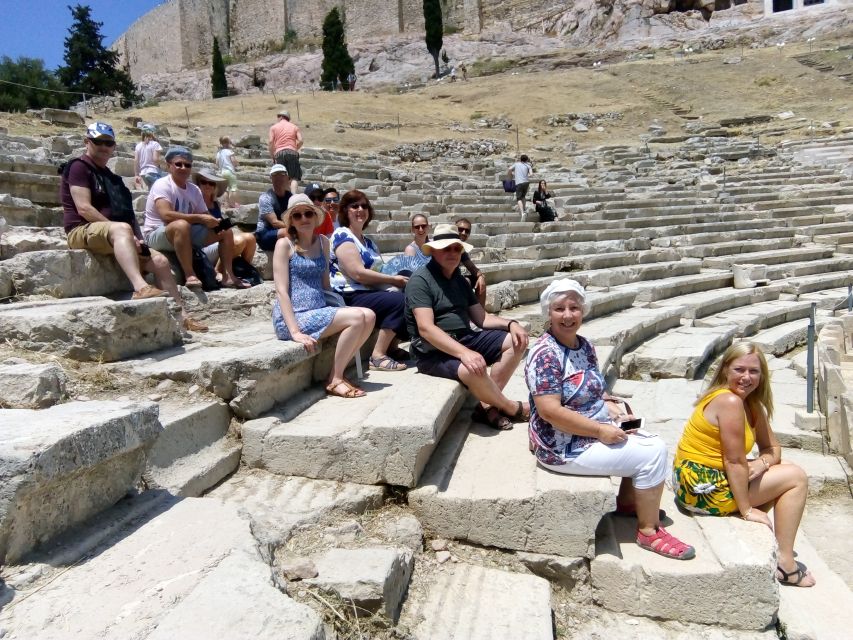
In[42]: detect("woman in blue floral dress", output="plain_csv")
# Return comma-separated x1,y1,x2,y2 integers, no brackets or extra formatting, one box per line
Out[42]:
330,190,410,372
524,278,695,560
273,193,375,398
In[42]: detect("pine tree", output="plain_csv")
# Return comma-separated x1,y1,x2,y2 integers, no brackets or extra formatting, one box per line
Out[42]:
423,0,443,79
211,37,228,98
57,4,139,108
320,8,354,91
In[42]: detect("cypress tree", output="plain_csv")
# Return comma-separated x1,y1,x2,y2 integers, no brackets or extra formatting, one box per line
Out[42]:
320,8,354,91
211,37,228,98
57,4,139,108
423,0,443,79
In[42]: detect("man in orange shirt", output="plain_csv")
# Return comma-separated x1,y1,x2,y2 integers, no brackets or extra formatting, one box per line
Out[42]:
268,109,303,194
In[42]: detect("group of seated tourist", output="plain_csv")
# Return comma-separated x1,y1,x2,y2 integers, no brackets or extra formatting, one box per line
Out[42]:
61,122,814,586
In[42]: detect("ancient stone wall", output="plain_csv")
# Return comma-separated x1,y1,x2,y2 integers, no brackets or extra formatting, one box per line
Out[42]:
179,0,230,70
113,1,184,78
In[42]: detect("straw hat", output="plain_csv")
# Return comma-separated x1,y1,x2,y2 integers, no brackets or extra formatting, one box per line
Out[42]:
422,223,473,256
192,168,227,198
284,193,325,227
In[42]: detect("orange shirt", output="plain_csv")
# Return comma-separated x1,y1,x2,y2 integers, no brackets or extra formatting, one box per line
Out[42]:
314,211,334,236
269,119,300,154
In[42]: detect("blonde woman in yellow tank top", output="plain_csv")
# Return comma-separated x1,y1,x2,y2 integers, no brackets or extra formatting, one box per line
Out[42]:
673,342,815,587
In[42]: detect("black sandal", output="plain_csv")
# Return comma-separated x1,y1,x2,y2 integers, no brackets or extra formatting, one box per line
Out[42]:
472,405,513,431
503,400,530,423
777,561,815,587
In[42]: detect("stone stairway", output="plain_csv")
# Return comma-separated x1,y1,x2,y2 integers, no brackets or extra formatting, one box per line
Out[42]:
2,127,853,638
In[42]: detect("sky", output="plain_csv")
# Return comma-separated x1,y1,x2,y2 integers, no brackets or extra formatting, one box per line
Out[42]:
0,1,166,70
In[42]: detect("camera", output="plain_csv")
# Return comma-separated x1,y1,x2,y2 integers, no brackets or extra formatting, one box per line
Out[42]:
214,217,234,233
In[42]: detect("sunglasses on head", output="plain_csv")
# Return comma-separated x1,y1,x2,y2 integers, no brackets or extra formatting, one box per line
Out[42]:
412,224,428,231
291,209,316,221
172,161,193,169
324,196,340,203
90,138,116,147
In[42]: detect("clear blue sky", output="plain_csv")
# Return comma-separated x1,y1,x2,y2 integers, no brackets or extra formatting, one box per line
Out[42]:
0,1,165,70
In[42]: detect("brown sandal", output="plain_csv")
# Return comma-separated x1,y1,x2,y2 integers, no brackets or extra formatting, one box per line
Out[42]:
325,379,366,399
503,400,530,423
472,405,513,430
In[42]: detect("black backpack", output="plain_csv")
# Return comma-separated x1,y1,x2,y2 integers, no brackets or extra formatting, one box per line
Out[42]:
231,256,263,286
191,247,221,291
60,157,136,226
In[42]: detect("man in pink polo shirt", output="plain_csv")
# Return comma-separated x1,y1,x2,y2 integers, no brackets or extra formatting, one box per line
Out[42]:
268,109,303,194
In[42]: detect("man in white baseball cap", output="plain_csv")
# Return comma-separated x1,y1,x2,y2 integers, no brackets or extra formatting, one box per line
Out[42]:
255,164,293,251
405,224,530,430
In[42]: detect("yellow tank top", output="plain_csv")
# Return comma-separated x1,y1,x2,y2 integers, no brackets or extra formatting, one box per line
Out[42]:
675,388,754,470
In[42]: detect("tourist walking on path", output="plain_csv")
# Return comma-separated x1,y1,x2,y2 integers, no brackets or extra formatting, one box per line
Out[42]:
215,136,239,208
268,109,303,194
62,122,205,332
673,342,814,586
143,146,247,290
134,124,163,189
255,164,293,251
525,279,694,560
508,154,533,218
272,193,375,399
330,190,410,372
406,224,529,431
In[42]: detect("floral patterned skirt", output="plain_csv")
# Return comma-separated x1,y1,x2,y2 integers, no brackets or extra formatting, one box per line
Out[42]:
672,458,737,516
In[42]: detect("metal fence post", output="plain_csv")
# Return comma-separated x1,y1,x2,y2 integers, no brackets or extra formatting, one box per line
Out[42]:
806,302,817,413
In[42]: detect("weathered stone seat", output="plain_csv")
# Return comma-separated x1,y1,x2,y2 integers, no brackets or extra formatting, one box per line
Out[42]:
0,400,161,564
702,245,834,269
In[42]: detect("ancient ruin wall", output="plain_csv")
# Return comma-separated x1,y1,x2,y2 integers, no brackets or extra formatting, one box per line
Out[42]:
178,0,231,70
113,1,184,78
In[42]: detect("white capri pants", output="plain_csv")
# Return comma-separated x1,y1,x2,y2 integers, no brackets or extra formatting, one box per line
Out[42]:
539,434,668,490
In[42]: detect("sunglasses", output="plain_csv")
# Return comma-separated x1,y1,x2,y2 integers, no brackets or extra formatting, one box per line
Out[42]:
437,244,464,253
457,227,471,234
198,180,217,187
172,161,193,169
412,224,428,231
90,139,116,147
348,203,369,210
291,210,316,221
324,197,340,203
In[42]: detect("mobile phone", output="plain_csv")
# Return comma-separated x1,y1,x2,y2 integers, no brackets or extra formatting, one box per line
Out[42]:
214,218,234,233
139,243,151,257
620,417,644,431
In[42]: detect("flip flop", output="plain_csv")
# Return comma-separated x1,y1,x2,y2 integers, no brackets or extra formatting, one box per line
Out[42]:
472,404,513,431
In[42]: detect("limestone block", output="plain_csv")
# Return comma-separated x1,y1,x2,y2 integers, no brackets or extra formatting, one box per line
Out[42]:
0,400,161,563
485,280,518,312
235,134,261,148
592,511,777,630
4,249,129,298
517,552,590,592
305,547,414,621
208,469,385,554
0,193,60,228
254,249,273,280
0,498,324,640
622,324,738,379
0,297,181,362
403,563,553,640
410,414,614,557
379,513,424,551
0,362,66,408
733,263,769,289
0,171,61,206
0,225,67,258
232,202,260,226
243,368,465,486
0,262,10,298
41,108,84,126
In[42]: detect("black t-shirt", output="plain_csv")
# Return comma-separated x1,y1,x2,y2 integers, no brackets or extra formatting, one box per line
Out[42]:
405,259,477,347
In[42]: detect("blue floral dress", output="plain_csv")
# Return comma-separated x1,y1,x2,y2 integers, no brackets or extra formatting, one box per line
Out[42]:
272,243,337,340
329,227,384,292
524,332,610,466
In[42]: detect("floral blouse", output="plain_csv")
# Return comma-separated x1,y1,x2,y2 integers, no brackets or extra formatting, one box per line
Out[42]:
329,226,384,293
524,332,610,466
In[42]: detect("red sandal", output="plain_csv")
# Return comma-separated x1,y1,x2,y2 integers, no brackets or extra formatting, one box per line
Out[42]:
636,526,695,560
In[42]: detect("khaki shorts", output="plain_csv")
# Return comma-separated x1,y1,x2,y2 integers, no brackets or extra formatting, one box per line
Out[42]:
66,221,115,255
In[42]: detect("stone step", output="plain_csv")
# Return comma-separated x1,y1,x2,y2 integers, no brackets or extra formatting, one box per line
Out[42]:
0,400,161,564
749,313,831,356
650,226,795,248
570,259,702,288
695,299,814,337
0,296,181,362
622,323,739,379
678,236,796,258
0,249,129,298
503,289,637,335
410,406,614,557
122,317,364,419
782,447,852,498
0,225,66,258
765,257,853,280
402,563,553,640
242,367,465,487
557,248,678,271
629,270,734,303
777,533,853,640
0,497,326,639
0,195,61,227
480,258,561,285
813,231,853,246
0,171,60,206
782,271,853,295
702,246,835,269
592,500,777,630
582,306,687,375
797,285,853,310
143,400,239,497
650,285,783,319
